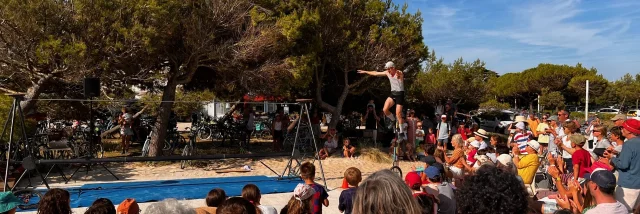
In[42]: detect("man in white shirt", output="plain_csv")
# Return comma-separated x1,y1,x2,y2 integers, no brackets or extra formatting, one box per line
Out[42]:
582,169,628,214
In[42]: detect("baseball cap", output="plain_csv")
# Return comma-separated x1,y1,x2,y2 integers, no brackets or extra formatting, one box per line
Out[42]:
431,162,445,175
548,115,558,121
441,115,447,118
526,140,540,151
610,114,627,121
592,148,606,157
515,122,525,130
584,168,616,190
117,198,140,214
405,171,422,188
424,166,440,179
424,156,436,166
384,61,395,69
622,119,640,135
0,192,21,213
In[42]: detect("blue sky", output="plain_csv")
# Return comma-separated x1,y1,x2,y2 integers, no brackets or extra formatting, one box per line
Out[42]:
393,0,640,80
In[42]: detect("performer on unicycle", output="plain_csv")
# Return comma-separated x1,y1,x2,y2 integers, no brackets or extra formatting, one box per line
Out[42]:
358,61,404,130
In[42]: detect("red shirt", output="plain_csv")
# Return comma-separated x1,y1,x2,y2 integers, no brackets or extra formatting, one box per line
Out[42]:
427,134,436,144
572,149,592,178
467,149,478,165
458,128,468,140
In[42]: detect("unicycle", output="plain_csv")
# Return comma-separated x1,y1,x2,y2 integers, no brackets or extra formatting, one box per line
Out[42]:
389,119,402,178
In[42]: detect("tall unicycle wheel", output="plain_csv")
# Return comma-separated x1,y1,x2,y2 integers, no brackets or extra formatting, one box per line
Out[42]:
389,119,403,178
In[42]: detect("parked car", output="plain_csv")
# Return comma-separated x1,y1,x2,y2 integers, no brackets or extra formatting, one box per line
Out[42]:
596,108,620,114
627,109,639,117
472,110,515,134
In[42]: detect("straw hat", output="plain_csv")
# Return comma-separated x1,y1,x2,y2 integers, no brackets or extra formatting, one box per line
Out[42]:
473,129,488,138
514,116,527,123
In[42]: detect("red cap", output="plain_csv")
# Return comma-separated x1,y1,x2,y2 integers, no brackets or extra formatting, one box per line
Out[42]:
405,171,422,189
623,119,640,135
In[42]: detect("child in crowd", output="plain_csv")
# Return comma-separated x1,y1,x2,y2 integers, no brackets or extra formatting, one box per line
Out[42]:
339,167,362,214
300,162,329,214
85,198,116,214
427,127,436,145
319,129,339,160
342,139,356,159
37,188,72,214
282,184,315,214
467,141,480,166
405,171,427,196
406,171,439,214
117,198,140,214
242,184,277,214
415,122,426,161
216,197,256,214
195,188,226,214
570,135,592,180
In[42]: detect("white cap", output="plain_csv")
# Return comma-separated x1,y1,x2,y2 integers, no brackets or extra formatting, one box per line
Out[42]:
526,140,541,152
515,122,525,130
384,61,395,69
470,141,480,148
497,154,513,165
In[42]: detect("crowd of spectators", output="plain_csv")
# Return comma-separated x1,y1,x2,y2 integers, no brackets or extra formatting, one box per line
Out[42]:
1,112,637,214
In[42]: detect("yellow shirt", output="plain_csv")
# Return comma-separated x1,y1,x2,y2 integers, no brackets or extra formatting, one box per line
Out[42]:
517,154,540,184
527,118,540,137
536,123,550,144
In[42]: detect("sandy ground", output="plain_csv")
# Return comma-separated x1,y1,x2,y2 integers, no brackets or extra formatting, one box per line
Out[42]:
19,155,418,214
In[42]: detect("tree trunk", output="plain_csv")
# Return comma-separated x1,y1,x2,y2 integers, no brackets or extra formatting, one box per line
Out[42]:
319,71,350,129
148,69,179,157
19,74,53,114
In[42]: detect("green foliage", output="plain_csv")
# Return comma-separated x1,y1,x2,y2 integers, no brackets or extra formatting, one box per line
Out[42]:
410,53,494,107
492,63,598,107
140,89,215,119
539,88,565,111
0,95,36,141
479,99,511,110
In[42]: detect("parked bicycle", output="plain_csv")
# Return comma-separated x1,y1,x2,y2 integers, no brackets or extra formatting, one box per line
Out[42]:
181,127,198,169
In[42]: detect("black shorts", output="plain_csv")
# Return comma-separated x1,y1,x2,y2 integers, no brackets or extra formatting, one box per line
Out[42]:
389,91,405,106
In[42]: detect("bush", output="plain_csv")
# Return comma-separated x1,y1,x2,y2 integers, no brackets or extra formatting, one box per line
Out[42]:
598,114,616,121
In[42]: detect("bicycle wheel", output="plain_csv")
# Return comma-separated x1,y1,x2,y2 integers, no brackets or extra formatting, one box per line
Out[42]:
13,189,43,210
390,166,403,178
141,140,150,157
197,127,211,141
181,144,193,169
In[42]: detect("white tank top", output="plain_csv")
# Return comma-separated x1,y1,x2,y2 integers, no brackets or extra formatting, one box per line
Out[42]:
386,71,404,92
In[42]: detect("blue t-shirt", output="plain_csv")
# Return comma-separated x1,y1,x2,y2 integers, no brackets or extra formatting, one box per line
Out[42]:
309,183,329,214
612,136,640,188
338,187,357,214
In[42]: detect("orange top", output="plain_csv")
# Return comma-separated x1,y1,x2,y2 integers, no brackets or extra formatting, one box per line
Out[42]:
448,148,466,168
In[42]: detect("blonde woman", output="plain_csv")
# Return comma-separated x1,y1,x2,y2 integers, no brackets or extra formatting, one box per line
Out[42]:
352,170,422,214
439,134,466,186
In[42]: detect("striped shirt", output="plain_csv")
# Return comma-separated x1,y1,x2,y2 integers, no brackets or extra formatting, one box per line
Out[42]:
309,183,328,214
515,131,533,154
